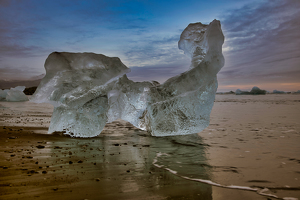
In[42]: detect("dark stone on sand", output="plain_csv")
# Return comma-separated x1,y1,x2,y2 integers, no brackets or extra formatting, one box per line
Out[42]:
28,170,37,174
36,145,45,149
69,161,73,164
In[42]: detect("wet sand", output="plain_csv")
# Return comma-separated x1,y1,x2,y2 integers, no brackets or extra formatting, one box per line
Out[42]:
0,94,299,200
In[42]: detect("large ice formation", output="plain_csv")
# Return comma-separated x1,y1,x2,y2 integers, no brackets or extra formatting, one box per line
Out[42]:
0,86,29,102
31,19,224,137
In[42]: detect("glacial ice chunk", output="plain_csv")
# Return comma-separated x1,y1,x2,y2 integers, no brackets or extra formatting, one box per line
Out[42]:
31,52,130,106
250,86,266,95
31,19,225,137
13,86,26,92
0,86,29,102
235,89,245,95
236,86,266,95
0,89,9,100
273,90,286,94
31,52,130,137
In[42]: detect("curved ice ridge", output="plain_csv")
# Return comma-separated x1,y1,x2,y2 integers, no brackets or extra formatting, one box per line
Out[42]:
31,19,224,137
153,152,298,200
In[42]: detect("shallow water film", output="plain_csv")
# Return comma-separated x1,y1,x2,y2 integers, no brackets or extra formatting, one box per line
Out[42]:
0,94,299,199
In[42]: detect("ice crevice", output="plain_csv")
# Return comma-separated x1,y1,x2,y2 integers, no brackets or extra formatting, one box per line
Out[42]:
31,19,224,137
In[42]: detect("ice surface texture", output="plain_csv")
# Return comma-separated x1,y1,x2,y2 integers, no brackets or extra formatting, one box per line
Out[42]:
31,19,224,137
0,86,29,102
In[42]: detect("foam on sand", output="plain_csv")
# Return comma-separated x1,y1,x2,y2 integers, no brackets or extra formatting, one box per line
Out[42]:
153,152,299,200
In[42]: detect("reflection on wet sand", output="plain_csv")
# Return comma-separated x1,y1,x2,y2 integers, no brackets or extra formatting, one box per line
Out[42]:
0,121,212,200
1,94,300,200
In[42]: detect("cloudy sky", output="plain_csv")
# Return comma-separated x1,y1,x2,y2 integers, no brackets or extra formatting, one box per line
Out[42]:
0,0,299,92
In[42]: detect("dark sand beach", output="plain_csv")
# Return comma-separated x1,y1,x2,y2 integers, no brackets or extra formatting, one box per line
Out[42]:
0,94,299,200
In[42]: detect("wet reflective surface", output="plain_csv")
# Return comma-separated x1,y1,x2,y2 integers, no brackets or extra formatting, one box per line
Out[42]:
1,95,299,199
0,122,213,200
